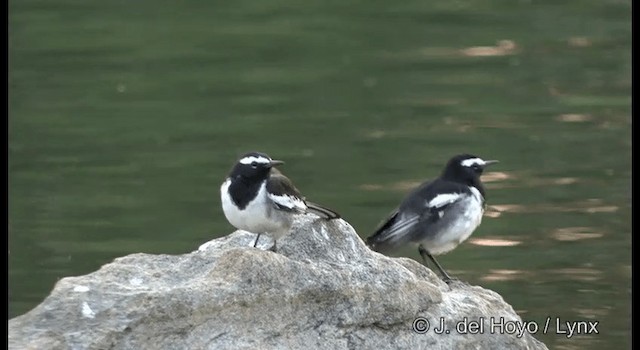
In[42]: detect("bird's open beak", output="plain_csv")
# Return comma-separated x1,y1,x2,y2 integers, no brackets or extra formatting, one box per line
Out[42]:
269,159,285,167
483,160,499,166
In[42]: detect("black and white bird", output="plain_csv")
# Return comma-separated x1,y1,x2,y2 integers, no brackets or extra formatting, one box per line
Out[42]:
366,154,498,283
220,151,340,251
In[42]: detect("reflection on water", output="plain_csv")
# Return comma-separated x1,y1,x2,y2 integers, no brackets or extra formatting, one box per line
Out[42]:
552,268,603,282
556,114,593,123
360,171,588,193
479,268,606,283
382,39,518,60
459,39,518,57
552,227,604,241
480,269,529,282
359,171,511,192
567,37,592,48
481,171,513,182
485,174,581,189
488,200,618,215
574,307,610,318
468,237,522,247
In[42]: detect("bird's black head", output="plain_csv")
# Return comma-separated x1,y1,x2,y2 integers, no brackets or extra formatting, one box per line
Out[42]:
228,151,284,182
441,154,499,185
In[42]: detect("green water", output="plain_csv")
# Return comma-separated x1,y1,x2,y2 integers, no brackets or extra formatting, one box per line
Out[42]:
9,0,631,348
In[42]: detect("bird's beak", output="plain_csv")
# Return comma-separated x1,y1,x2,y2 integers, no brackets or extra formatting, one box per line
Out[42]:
269,159,285,167
483,160,499,167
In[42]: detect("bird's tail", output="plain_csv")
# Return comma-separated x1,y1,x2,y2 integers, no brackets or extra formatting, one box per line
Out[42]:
365,232,387,252
306,201,341,220
365,236,394,254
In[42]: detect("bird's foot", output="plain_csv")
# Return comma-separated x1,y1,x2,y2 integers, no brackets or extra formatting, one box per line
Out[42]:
443,277,467,287
442,276,459,284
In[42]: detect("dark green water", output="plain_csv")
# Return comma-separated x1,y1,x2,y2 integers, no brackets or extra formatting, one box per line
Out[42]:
9,0,631,348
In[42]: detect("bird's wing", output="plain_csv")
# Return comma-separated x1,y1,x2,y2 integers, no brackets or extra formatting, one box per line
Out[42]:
266,172,308,213
366,209,421,250
416,186,470,228
425,192,467,210
366,180,470,251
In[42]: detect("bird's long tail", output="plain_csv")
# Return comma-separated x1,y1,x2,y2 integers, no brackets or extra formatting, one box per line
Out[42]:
306,201,341,220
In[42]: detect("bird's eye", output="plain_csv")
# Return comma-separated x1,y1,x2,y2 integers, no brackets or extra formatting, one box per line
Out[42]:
251,161,258,167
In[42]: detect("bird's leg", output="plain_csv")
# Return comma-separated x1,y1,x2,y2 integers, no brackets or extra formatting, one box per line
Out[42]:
252,233,262,248
418,245,455,283
417,245,433,269
269,240,277,252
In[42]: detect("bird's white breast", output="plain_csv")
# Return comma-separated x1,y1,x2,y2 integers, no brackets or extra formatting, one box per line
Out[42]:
427,186,484,255
220,179,291,238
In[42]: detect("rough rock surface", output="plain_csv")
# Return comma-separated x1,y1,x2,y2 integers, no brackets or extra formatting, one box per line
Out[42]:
9,215,548,350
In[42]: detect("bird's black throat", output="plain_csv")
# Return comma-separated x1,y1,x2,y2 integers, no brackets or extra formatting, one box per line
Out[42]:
228,176,264,210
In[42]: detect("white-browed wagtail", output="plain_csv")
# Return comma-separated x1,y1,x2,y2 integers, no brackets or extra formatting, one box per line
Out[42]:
366,154,498,283
221,151,340,251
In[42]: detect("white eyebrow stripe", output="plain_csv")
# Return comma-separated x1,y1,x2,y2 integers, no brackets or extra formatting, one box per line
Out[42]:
239,156,271,165
461,158,485,167
428,193,464,208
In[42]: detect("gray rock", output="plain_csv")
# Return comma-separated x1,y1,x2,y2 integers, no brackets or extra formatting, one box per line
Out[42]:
9,215,548,350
